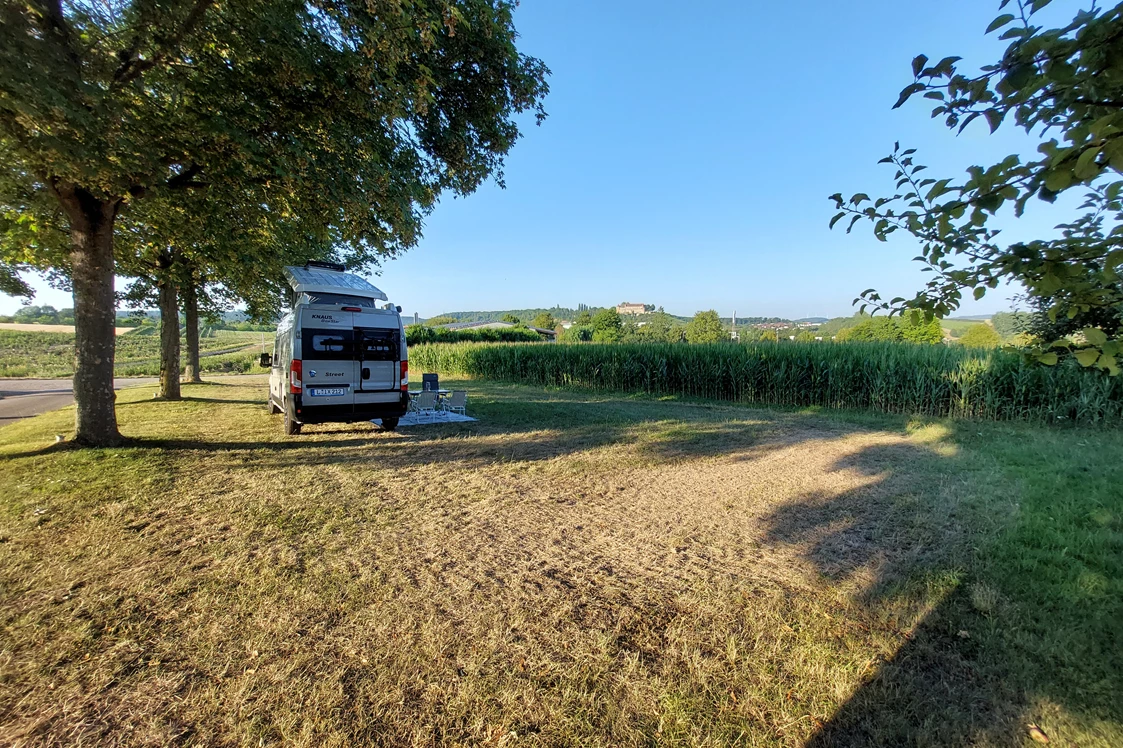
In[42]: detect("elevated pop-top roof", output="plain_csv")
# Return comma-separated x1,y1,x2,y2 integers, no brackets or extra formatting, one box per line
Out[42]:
283,265,387,301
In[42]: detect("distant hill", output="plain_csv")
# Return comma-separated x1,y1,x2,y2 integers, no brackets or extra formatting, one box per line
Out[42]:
431,309,802,326
430,307,603,324
795,317,828,324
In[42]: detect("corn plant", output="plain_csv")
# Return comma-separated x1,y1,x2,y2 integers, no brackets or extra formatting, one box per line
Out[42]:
408,341,1123,426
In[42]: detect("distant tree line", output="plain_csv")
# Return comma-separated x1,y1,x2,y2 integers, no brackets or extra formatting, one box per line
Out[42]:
406,325,545,345
0,305,75,325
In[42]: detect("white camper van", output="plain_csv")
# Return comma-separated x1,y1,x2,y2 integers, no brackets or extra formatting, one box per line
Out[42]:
261,262,409,435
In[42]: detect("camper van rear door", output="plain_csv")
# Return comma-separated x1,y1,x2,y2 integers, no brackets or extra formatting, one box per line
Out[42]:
299,308,357,405
355,327,399,392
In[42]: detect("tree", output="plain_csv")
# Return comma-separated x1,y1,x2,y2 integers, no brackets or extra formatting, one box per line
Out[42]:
574,310,593,325
836,317,902,343
531,312,557,330
685,310,726,344
562,325,593,342
501,313,522,325
991,311,1033,339
835,315,942,344
961,323,1002,348
590,308,623,343
830,0,1123,375
900,316,945,344
0,1,548,444
426,315,458,326
13,304,60,324
634,310,682,343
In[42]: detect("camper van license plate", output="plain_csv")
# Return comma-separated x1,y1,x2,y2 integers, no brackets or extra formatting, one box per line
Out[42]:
309,387,347,397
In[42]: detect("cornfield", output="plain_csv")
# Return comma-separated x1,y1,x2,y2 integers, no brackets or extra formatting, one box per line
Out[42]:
409,341,1123,426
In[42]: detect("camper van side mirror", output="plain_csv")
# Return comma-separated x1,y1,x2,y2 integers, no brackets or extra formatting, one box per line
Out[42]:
259,352,272,368
395,305,402,313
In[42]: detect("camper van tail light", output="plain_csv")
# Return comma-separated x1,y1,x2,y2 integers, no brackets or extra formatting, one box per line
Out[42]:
400,360,409,391
290,359,303,394
341,306,362,312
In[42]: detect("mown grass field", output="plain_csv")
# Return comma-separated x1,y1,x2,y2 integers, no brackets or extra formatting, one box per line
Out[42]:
0,380,1118,746
0,330,272,378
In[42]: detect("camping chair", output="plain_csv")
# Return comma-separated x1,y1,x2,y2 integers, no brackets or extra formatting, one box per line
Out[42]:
422,373,439,392
444,390,468,415
411,390,438,420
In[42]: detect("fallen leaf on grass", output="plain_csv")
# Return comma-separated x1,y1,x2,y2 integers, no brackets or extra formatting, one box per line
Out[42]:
1027,723,1049,743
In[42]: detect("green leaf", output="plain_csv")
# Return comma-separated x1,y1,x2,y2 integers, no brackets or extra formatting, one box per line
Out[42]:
1083,327,1108,345
1075,146,1102,180
912,55,929,77
986,14,1016,33
973,286,986,300
829,212,845,230
1074,348,1101,367
1036,352,1059,366
894,83,926,109
1105,138,1123,171
984,109,1003,133
1042,168,1069,192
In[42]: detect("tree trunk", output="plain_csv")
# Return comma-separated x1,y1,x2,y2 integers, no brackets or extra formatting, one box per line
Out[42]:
158,271,181,400
59,186,122,446
183,279,202,383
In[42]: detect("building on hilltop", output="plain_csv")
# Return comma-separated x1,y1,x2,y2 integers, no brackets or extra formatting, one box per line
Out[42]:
616,302,650,316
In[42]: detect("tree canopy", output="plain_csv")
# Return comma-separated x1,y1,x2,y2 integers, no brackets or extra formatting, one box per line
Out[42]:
960,323,1003,348
0,0,549,444
590,308,623,343
685,310,726,344
836,315,944,344
531,312,557,330
830,0,1123,374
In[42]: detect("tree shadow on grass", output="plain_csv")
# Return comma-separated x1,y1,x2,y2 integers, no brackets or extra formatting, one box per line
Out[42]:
757,440,1122,746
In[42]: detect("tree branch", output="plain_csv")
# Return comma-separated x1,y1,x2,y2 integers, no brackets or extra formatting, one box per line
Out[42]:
112,0,215,86
32,0,82,73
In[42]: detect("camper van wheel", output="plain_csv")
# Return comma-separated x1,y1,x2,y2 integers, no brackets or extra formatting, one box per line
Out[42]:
283,399,302,435
268,397,282,415
380,417,399,432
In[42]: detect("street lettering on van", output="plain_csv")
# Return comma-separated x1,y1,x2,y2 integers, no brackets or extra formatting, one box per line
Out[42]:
324,371,344,377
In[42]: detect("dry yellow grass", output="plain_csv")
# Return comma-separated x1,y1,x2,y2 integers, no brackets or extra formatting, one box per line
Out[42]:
0,380,1118,746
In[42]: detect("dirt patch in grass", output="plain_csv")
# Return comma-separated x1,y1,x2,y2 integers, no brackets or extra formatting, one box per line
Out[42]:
0,382,1118,746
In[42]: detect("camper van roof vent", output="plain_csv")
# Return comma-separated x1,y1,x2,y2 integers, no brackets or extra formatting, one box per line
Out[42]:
305,260,346,272
282,265,388,301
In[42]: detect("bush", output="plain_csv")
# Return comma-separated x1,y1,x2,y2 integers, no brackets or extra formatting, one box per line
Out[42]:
405,325,544,345
960,324,1002,349
408,341,1123,426
561,325,593,342
836,315,943,344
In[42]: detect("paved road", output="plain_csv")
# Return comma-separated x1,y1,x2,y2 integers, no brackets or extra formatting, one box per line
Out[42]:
0,378,159,423
0,375,269,422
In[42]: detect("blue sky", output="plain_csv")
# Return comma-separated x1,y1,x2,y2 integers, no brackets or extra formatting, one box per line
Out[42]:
1,0,1080,319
